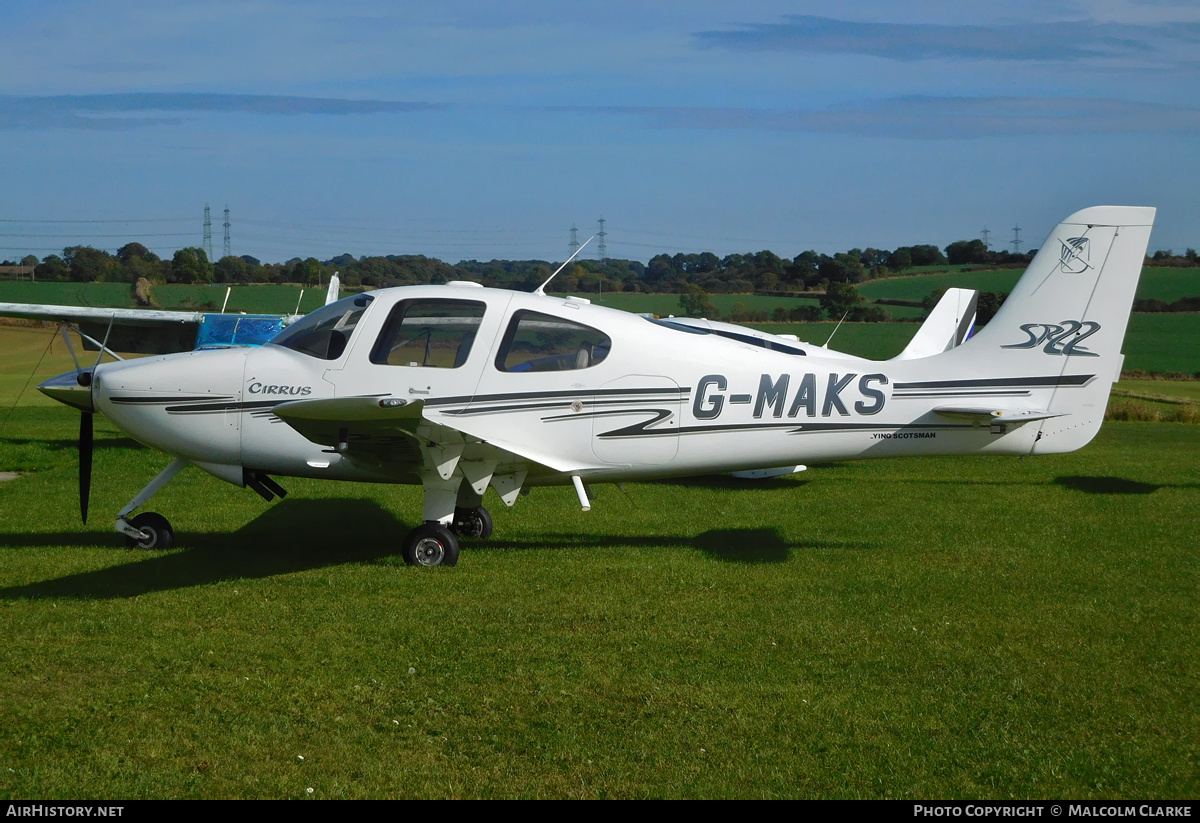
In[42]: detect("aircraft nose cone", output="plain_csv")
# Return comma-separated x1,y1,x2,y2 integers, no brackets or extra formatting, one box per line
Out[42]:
37,370,95,413
90,348,249,466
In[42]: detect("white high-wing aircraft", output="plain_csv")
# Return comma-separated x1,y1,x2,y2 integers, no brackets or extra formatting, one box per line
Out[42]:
21,206,1154,566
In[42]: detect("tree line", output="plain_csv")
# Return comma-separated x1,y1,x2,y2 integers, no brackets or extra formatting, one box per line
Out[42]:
5,239,1045,293
3,240,1194,325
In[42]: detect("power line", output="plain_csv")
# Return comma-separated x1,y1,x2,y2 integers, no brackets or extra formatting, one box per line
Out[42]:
0,232,196,239
0,245,186,253
223,205,231,259
238,218,548,235
0,217,193,224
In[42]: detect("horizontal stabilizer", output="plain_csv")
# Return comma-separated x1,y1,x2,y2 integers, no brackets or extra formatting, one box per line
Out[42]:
933,406,1063,424
893,288,978,361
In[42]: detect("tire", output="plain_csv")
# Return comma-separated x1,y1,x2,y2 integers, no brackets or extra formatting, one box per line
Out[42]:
452,506,493,540
402,523,460,567
125,512,175,550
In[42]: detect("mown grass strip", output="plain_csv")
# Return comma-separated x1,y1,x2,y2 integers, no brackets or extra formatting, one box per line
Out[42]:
0,403,1196,799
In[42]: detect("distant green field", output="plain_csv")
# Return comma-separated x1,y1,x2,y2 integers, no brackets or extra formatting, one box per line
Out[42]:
551,292,822,317
152,284,329,315
1119,379,1200,400
857,266,1200,304
1137,267,1200,302
2,281,1197,373
1122,313,1200,374
748,322,921,361
4,267,1196,322
0,281,131,307
858,270,1023,302
745,315,1199,373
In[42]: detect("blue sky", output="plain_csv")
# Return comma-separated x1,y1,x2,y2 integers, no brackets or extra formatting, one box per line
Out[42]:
1,0,1197,264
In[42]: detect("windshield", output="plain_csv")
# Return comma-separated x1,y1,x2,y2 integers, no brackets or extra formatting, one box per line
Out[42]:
270,293,375,360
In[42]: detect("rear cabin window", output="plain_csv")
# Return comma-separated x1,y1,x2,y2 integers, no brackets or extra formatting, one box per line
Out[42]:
648,317,807,356
496,310,611,372
369,299,486,368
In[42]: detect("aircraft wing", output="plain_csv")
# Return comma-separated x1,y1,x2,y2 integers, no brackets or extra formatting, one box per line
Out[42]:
272,395,599,492
0,301,301,354
0,302,204,354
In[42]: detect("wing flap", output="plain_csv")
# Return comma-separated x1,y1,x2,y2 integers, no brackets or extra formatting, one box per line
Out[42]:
272,396,424,444
933,406,1063,423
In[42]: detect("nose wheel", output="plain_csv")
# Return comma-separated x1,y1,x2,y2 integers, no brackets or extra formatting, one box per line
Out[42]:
123,512,175,549
402,522,460,567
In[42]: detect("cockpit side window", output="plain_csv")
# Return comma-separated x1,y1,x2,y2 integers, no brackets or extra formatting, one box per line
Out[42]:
269,293,374,360
369,299,486,368
496,310,611,372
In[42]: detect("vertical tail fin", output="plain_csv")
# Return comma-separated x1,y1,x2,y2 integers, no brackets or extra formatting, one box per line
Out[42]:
964,206,1155,452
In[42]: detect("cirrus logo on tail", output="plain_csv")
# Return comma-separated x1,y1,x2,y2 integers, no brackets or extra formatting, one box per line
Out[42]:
1059,236,1092,273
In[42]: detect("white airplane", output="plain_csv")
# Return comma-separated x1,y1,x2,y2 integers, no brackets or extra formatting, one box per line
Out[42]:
16,206,1154,567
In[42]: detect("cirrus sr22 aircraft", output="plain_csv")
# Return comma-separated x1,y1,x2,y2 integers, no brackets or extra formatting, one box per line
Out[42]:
11,206,1155,567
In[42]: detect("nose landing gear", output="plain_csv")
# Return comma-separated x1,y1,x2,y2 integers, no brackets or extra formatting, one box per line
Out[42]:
114,457,189,550
124,512,175,549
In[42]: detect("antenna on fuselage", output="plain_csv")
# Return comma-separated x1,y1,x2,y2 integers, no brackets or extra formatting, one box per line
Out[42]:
823,310,850,348
534,236,593,296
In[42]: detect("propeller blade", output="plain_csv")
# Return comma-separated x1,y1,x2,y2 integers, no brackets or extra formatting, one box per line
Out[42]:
80,411,93,524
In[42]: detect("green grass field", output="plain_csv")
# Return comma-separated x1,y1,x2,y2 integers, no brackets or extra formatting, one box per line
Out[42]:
855,267,1200,304
742,315,1200,374
0,326,1196,799
552,292,822,317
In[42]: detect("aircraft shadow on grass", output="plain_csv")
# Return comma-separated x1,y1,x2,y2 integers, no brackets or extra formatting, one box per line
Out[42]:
1053,475,1168,494
0,500,855,600
478,527,839,564
653,476,810,492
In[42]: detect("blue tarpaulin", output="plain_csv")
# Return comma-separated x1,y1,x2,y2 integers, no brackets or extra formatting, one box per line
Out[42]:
195,314,288,348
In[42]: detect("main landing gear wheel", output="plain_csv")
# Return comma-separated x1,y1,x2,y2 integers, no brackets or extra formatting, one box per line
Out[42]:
125,512,175,550
452,506,493,540
402,523,460,567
